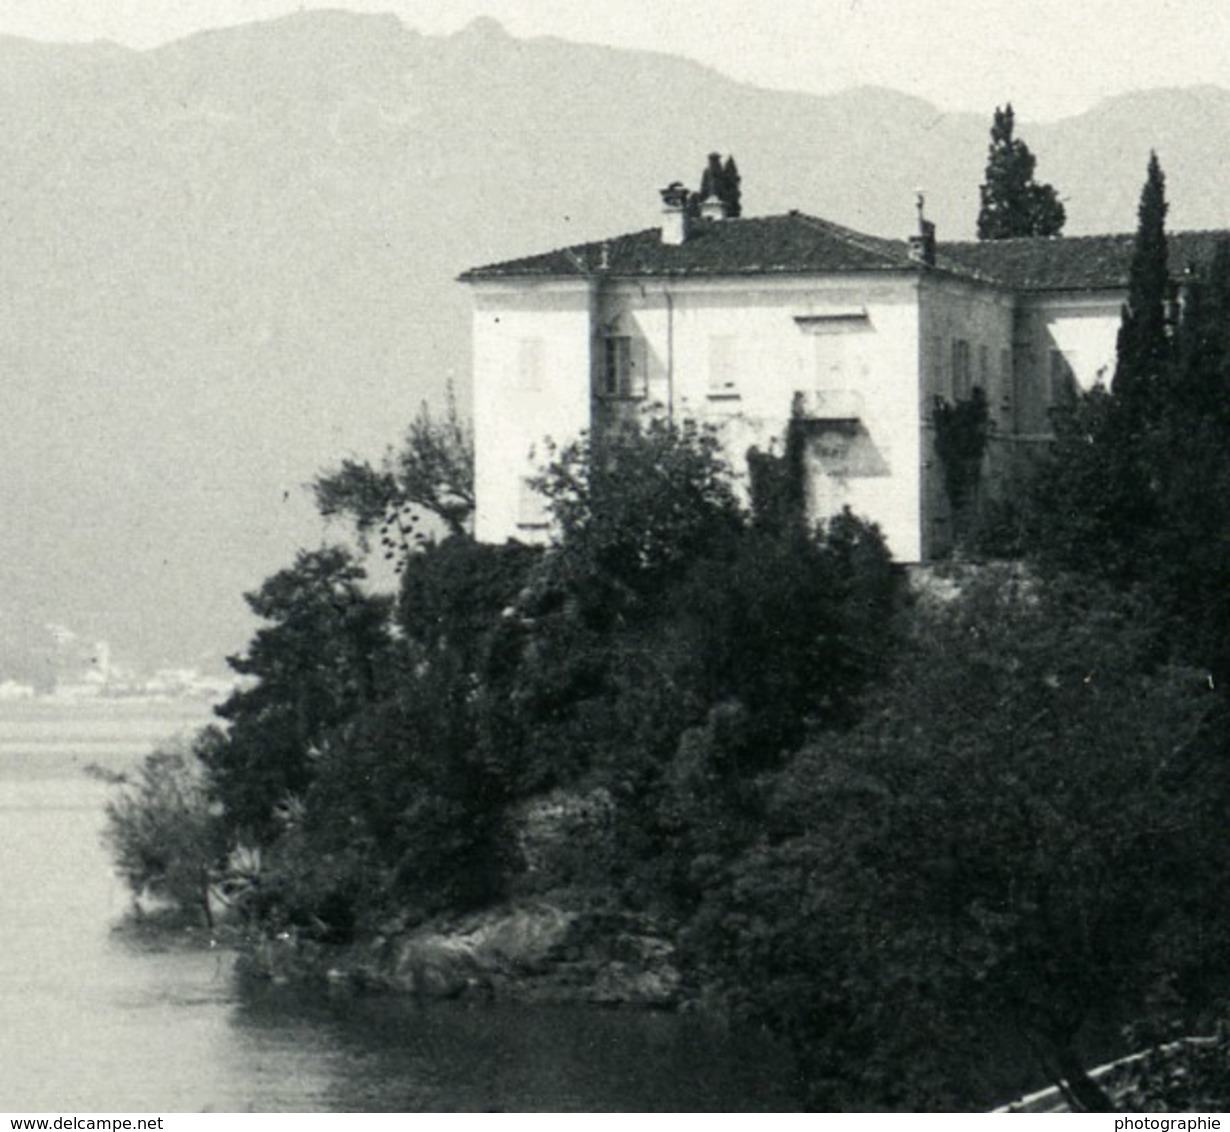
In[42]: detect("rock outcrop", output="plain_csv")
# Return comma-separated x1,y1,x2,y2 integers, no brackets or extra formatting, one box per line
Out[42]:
243,900,683,1008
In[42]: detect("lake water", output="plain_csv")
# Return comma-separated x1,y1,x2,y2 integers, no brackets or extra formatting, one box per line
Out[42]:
0,700,801,1112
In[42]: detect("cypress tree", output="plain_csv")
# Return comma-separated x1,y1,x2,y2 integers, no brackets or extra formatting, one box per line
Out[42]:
722,155,742,218
699,152,723,204
976,104,1066,240
1112,152,1171,422
1147,237,1230,680
696,153,742,218
1027,158,1230,681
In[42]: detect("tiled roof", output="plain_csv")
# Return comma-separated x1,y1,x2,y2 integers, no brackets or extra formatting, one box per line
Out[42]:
459,213,918,281
938,235,1136,291
941,230,1230,292
461,212,1230,293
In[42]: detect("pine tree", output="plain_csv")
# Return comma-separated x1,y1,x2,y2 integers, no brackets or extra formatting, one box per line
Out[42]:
976,104,1066,240
1112,152,1171,422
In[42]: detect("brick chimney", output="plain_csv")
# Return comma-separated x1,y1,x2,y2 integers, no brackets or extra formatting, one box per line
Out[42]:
659,182,690,245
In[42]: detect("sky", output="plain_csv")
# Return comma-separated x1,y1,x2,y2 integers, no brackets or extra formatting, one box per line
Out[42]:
0,0,1225,121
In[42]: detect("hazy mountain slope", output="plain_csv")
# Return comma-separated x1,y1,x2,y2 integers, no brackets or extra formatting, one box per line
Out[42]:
1,10,1227,671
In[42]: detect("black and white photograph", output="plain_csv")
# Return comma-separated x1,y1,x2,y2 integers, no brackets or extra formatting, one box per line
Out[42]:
2,0,1229,1114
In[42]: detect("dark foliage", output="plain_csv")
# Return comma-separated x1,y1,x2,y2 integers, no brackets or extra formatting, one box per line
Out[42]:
686,570,1225,1109
206,546,395,835
1024,157,1230,682
1026,385,1155,584
932,386,991,520
747,402,808,534
103,734,228,927
690,152,742,218
196,413,898,934
1113,153,1172,424
313,383,475,559
977,104,1066,240
532,416,745,617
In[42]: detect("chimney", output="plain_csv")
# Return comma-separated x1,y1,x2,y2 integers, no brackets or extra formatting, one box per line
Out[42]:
699,194,726,221
908,190,936,266
659,181,691,245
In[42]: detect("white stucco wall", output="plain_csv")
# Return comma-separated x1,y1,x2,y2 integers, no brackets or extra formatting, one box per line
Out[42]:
1014,292,1122,434
918,275,1017,555
593,273,925,561
465,265,1122,561
469,279,594,544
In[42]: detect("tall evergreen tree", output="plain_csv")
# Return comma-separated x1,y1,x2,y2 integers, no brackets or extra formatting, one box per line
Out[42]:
721,155,742,218
1146,237,1230,681
1113,152,1171,423
698,152,723,205
696,152,742,218
1024,157,1230,683
976,104,1066,240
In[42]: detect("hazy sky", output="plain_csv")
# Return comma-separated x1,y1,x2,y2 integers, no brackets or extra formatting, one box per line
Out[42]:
2,0,1225,121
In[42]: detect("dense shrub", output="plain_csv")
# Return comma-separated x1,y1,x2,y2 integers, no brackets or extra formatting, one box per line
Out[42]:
684,569,1225,1109
206,546,395,836
102,733,227,926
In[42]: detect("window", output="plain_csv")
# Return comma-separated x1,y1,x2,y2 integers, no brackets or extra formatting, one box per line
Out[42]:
515,337,544,391
952,338,972,400
516,477,550,530
798,312,870,389
708,336,739,397
599,336,646,399
979,343,990,392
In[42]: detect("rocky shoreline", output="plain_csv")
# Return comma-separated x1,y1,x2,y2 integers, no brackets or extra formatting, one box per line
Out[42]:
238,899,686,1009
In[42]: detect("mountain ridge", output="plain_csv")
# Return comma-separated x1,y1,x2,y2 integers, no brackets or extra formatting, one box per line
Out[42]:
3,11,1229,672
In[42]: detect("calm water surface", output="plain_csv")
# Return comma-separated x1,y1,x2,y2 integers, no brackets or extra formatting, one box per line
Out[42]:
0,701,800,1112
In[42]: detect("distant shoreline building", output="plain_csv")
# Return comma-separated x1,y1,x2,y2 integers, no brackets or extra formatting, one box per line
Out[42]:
460,169,1220,559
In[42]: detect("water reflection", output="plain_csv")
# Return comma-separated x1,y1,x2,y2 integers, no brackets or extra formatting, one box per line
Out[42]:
228,985,801,1112
0,709,800,1113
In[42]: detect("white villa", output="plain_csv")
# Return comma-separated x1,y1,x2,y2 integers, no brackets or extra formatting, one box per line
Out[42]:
460,176,1221,560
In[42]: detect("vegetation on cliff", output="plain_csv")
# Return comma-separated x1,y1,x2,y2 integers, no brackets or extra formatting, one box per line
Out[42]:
104,157,1230,1110
104,387,1230,1109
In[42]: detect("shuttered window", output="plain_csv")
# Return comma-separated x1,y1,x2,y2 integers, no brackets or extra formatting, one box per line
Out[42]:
599,336,647,398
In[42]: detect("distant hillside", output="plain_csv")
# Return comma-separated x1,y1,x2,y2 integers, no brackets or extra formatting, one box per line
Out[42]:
3,9,1230,668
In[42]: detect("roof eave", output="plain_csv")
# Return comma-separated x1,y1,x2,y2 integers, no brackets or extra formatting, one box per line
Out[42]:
461,263,928,283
